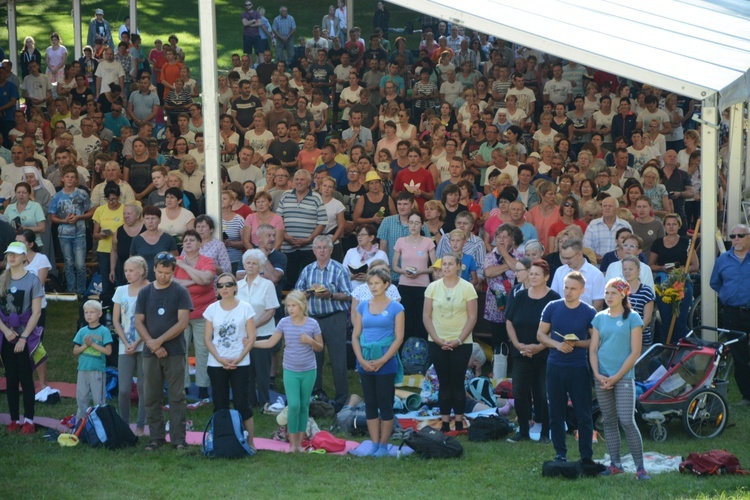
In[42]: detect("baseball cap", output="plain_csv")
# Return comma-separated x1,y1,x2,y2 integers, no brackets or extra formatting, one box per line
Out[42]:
5,242,27,255
95,8,104,15
528,152,542,160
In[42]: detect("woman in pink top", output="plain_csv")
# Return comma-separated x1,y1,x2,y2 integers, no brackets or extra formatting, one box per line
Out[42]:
525,181,561,254
241,191,284,250
297,134,322,173
392,211,436,342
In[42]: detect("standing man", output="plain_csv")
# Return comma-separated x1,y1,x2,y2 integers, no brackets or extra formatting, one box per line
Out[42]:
537,271,597,463
0,66,19,149
506,72,536,127
342,110,374,155
710,224,750,406
551,239,605,310
231,79,262,135
87,8,115,49
543,63,573,106
21,61,52,116
272,6,297,66
277,169,326,288
583,195,632,263
267,121,299,172
295,235,352,410
95,48,125,98
229,146,264,184
127,73,160,129
661,149,693,234
242,1,263,58
135,253,193,451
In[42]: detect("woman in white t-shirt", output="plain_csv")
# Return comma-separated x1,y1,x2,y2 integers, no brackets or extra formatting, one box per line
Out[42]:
319,177,346,261
203,272,258,451
244,112,274,158
112,256,150,435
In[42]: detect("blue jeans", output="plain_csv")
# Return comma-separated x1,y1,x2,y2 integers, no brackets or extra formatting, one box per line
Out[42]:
547,363,593,460
60,237,87,295
97,251,114,308
276,37,295,65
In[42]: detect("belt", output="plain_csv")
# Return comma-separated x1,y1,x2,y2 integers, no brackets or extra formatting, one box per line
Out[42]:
311,311,344,320
723,305,750,313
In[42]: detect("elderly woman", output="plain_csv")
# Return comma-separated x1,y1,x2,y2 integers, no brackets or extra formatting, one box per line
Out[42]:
130,205,178,281
193,215,231,275
342,224,389,288
525,181,561,253
237,249,280,410
93,182,125,308
505,259,558,443
159,187,195,243
177,154,204,200
241,191,284,252
641,166,672,217
352,171,396,227
110,202,145,285
423,252,478,433
484,223,524,350
423,199,446,246
483,189,516,252
173,229,216,400
166,171,198,216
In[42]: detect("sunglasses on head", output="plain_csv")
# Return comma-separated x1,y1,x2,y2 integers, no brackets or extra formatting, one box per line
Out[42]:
155,252,176,263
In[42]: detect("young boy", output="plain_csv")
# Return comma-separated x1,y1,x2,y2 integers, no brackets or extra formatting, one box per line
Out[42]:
49,167,92,296
448,229,478,286
73,300,113,419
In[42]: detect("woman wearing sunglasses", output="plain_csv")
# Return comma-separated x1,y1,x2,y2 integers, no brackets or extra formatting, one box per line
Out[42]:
203,272,258,452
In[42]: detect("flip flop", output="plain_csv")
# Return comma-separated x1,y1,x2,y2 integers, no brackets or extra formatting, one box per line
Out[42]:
144,441,162,451
174,442,189,450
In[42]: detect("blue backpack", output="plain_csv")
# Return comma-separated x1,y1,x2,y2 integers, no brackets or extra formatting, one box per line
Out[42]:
202,409,255,458
402,337,429,375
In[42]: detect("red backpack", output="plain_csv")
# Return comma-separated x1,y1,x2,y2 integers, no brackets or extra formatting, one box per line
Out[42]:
680,450,748,476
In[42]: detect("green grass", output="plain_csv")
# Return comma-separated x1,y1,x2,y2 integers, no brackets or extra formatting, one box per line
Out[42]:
2,300,750,499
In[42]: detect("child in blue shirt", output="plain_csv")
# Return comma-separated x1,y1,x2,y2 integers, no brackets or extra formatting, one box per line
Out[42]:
73,300,113,419
448,229,478,285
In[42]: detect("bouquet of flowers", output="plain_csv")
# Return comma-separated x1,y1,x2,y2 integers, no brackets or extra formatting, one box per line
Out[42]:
655,267,687,317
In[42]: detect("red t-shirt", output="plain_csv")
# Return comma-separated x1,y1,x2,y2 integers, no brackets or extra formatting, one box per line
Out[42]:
174,254,215,319
393,167,435,214
548,219,588,242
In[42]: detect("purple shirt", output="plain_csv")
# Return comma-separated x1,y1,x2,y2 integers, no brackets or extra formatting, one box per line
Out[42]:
242,10,261,38
276,316,321,372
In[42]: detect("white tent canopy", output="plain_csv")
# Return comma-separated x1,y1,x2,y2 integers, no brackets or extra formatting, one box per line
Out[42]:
394,0,750,108
390,0,750,330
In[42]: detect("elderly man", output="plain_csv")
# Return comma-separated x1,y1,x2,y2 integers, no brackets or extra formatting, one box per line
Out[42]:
72,117,102,166
89,160,136,207
277,169,326,289
710,224,750,406
582,196,632,262
135,253,193,451
2,145,27,186
294,235,352,410
272,6,297,66
661,149,693,234
550,239,605,310
508,200,538,243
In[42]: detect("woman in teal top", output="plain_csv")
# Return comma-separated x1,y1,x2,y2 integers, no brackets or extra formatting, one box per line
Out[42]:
590,278,649,481
352,267,404,457
4,182,46,248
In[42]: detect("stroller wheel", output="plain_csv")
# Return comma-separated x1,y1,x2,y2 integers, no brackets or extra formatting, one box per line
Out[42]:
682,388,728,439
650,425,668,442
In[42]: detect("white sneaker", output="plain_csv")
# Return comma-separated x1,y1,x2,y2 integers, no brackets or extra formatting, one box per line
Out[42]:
35,386,52,402
267,396,286,413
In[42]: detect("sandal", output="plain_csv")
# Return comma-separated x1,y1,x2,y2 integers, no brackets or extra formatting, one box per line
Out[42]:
144,441,162,451
174,442,189,450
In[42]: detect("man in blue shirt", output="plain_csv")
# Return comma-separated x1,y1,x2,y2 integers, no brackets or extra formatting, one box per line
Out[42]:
0,65,19,149
710,224,750,406
537,271,596,462
314,143,347,189
272,6,297,66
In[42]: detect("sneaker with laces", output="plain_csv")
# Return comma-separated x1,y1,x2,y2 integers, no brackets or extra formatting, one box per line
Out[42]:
19,422,36,435
554,455,567,463
506,432,529,443
636,467,651,481
601,463,624,476
7,422,21,433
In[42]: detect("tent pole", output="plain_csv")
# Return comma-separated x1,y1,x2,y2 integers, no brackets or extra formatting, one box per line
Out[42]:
8,0,18,73
700,95,719,336
72,0,82,59
726,102,744,231
130,0,138,40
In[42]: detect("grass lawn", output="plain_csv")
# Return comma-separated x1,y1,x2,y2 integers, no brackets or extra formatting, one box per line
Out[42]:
1,300,750,499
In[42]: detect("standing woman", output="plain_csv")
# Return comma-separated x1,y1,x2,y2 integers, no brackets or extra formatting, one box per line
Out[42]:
0,242,44,434
45,32,68,84
237,249,280,410
505,259,559,442
423,252,478,433
113,256,150,435
194,215,231,275
352,267,405,456
92,183,124,308
254,290,324,453
483,224,523,351
130,206,178,281
319,177,346,262
590,278,649,481
203,272,258,452
20,36,43,78
393,211,436,342
352,171,396,227
220,190,246,273
621,256,655,348
123,138,158,202
241,192,284,252
5,183,46,251
110,202,145,286
342,224,389,289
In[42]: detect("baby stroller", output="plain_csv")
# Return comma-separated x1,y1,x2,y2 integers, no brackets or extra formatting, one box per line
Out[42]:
634,326,746,442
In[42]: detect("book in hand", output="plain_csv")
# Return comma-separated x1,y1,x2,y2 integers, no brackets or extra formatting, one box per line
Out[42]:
553,331,580,342
348,263,368,275
306,285,328,294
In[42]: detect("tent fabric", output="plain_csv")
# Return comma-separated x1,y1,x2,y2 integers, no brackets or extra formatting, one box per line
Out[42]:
393,0,750,108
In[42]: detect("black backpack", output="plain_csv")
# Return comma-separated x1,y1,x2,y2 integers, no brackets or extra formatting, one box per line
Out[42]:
468,415,513,442
78,405,138,450
400,426,463,459
202,409,255,458
542,458,605,478
402,337,429,375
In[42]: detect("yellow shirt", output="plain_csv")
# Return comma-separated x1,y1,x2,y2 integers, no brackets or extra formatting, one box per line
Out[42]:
92,204,125,253
425,278,478,343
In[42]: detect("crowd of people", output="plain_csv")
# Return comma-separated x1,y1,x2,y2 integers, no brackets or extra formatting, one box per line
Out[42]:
1,3,749,473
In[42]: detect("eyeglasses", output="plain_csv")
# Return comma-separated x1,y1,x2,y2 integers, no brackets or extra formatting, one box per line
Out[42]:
622,243,638,249
155,252,176,263
729,233,749,239
216,282,236,289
